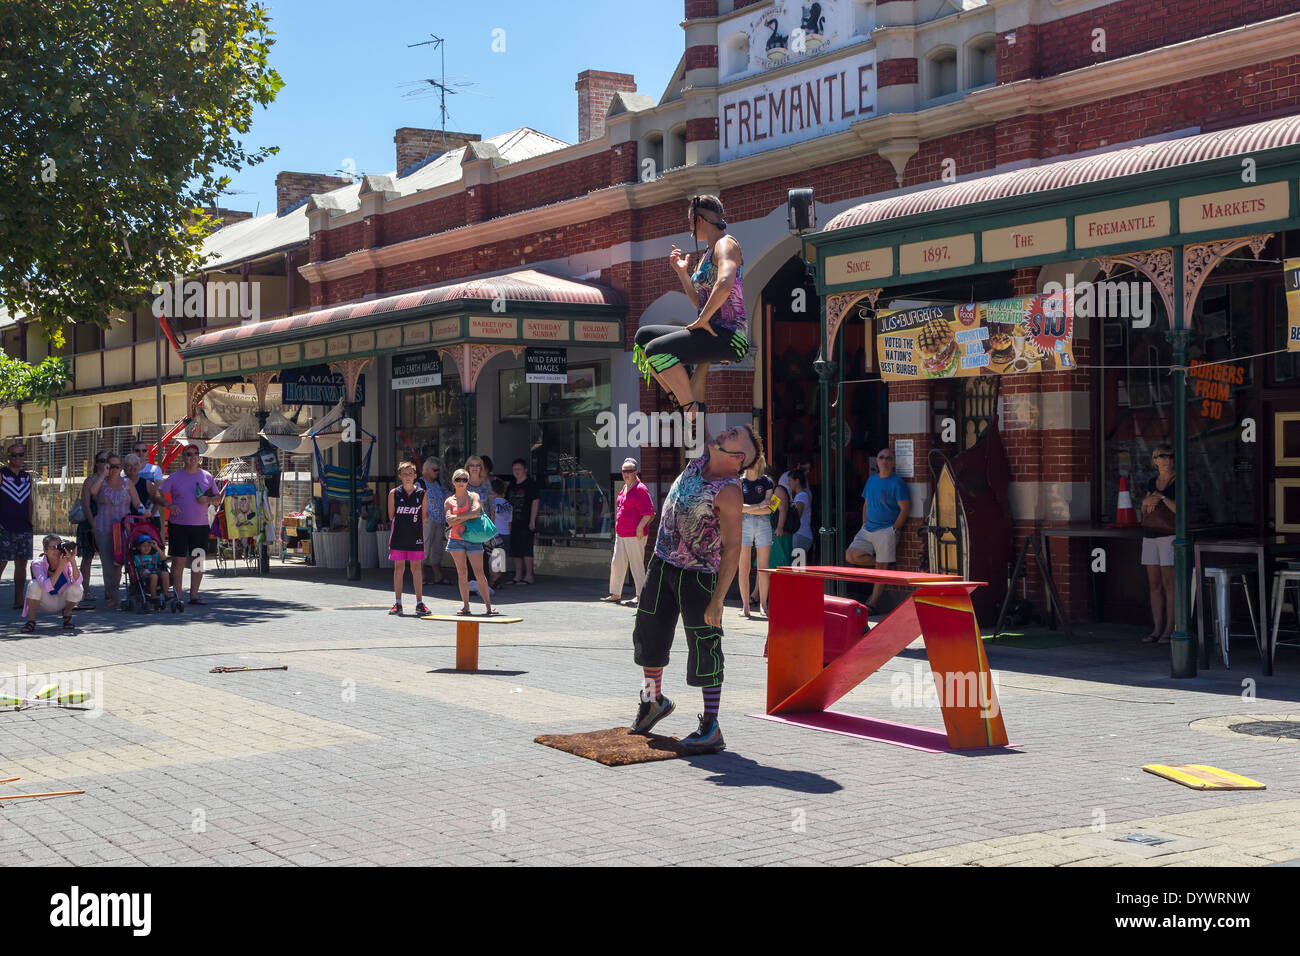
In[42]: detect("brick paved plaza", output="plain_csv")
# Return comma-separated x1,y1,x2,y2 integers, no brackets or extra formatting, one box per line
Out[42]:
1,566,1298,867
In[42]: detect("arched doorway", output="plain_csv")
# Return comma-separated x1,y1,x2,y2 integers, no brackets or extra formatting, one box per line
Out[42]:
758,254,887,559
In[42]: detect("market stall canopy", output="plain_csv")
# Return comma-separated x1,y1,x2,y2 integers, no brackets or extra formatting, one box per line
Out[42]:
179,268,628,381
201,411,262,460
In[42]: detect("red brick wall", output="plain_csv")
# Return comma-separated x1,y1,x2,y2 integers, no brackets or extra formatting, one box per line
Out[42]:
576,70,637,143
686,116,719,143
684,0,717,18
493,152,612,218
878,58,918,88
685,45,718,71
1034,0,1300,80
997,26,1040,84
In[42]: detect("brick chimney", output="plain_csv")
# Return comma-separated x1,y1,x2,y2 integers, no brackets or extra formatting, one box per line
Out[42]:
575,71,637,143
201,207,254,226
395,128,482,174
275,172,353,215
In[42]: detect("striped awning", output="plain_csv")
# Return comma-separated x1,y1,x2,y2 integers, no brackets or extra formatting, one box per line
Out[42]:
824,114,1300,231
183,269,626,353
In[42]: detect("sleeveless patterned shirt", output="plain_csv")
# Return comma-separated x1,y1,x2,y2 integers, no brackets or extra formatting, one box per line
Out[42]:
692,244,746,335
654,454,739,573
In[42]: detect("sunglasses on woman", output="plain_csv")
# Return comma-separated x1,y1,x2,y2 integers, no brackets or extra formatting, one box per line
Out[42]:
454,477,468,483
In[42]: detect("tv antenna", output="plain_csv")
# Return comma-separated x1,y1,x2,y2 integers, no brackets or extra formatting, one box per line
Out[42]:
405,34,476,151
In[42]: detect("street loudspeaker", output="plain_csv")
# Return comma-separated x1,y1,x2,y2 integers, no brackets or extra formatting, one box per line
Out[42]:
788,188,816,234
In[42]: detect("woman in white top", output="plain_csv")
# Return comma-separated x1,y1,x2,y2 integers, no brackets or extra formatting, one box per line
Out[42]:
789,468,813,560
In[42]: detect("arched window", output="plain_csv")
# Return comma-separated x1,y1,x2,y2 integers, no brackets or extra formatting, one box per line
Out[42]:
926,46,958,100
666,124,688,170
639,131,664,181
722,31,750,77
966,34,997,89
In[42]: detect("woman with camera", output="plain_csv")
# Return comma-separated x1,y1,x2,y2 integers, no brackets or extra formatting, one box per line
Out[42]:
22,535,83,632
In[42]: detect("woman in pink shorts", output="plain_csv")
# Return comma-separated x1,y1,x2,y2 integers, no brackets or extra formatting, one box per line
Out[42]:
387,461,428,616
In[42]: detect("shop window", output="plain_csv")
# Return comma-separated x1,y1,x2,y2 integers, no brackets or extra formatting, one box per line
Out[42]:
498,367,529,421
394,369,465,472
926,48,958,101
1098,279,1257,529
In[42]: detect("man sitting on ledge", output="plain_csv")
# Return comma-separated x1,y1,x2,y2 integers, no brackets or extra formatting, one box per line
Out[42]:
23,535,83,632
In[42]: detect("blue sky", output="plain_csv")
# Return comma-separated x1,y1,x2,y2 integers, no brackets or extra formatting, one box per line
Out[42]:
221,0,688,215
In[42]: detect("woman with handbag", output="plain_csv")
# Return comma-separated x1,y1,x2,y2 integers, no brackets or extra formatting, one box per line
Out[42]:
444,467,497,616
1140,443,1177,644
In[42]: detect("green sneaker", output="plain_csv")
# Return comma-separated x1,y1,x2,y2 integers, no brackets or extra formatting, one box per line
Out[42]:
631,694,675,735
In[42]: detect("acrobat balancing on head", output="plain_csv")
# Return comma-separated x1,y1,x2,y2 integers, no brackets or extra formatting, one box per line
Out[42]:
633,194,748,428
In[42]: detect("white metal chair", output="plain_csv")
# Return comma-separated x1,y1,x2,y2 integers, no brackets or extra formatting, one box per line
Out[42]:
1269,569,1300,667
1200,566,1260,669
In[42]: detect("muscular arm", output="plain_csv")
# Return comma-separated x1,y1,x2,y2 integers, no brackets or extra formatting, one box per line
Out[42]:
706,484,743,627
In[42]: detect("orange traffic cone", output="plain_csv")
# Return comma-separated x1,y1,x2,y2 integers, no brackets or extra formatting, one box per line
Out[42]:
1114,476,1137,527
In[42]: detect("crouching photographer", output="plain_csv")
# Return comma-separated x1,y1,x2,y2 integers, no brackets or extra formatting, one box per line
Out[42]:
22,535,83,633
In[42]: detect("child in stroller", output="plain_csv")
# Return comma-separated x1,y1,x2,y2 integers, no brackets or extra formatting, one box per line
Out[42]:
123,516,181,613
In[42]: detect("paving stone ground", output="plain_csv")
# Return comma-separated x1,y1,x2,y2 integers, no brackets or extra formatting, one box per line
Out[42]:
2,558,1299,866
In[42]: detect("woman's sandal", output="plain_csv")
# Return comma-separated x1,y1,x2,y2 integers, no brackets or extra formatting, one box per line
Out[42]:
1141,632,1161,643
456,607,472,616
62,616,74,630
21,620,35,633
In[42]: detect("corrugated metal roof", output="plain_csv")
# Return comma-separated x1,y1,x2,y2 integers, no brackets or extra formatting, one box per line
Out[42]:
823,115,1300,232
183,268,626,352
200,128,570,271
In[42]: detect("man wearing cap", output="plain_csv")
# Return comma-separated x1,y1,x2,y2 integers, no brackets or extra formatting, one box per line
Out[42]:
603,458,654,605
157,444,218,605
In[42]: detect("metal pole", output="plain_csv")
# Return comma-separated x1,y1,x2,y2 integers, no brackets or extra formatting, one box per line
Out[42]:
834,359,846,596
811,256,835,572
1169,245,1196,677
154,315,163,450
346,399,360,581
256,410,270,575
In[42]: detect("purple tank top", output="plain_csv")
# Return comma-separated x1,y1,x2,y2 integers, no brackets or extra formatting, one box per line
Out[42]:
692,245,746,335
653,455,739,573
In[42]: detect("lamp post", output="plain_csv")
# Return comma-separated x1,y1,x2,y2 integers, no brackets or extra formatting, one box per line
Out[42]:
1169,245,1195,677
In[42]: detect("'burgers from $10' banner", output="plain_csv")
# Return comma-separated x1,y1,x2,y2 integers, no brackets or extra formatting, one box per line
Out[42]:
876,293,1076,381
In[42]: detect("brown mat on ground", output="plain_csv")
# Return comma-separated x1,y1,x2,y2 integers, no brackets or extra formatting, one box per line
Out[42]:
534,727,686,766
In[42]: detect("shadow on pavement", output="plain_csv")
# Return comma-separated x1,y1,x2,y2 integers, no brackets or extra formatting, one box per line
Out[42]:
682,751,843,793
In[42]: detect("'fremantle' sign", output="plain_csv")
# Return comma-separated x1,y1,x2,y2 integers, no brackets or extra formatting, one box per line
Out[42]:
719,49,875,161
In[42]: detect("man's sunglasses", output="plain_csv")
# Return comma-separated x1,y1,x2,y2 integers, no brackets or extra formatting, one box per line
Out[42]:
9,452,24,458
183,452,199,457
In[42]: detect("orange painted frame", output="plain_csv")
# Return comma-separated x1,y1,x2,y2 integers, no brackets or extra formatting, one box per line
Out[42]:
764,566,1008,749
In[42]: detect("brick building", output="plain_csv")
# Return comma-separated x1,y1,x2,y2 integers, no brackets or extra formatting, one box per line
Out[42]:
181,0,1300,598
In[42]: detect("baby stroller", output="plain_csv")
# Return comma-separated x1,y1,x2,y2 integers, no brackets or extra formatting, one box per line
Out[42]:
119,514,181,614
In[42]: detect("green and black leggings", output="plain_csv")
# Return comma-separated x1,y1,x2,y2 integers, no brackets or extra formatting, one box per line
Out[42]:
632,555,724,688
633,319,749,379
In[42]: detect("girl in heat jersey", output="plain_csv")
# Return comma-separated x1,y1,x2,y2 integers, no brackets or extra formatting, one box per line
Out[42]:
388,461,428,617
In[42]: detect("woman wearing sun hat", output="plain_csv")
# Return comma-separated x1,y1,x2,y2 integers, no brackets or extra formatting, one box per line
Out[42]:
604,457,654,605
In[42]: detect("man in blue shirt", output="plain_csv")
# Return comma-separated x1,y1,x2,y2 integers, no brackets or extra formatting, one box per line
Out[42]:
845,446,911,613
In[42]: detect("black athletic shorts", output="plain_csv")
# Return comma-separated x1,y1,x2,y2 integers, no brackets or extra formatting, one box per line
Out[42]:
633,319,749,376
168,523,210,560
508,521,534,558
632,554,724,688
76,520,96,558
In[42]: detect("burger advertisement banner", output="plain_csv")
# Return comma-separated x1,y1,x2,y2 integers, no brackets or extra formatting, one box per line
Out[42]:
876,293,1075,381
1285,257,1300,351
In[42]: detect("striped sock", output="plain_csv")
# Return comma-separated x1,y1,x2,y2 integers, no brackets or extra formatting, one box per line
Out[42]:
702,686,722,718
642,667,664,700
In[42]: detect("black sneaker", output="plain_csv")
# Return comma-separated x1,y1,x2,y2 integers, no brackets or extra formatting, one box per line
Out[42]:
630,694,675,735
679,713,725,754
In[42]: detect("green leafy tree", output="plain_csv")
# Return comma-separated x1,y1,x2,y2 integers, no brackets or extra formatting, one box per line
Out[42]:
0,0,283,347
0,354,71,410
